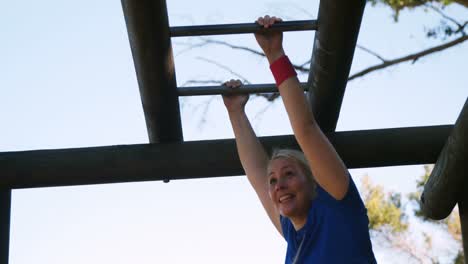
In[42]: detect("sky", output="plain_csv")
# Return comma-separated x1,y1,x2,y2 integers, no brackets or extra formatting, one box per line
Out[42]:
1,0,467,263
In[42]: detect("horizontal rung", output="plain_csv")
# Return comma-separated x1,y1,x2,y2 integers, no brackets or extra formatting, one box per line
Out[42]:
177,83,309,96
170,20,317,37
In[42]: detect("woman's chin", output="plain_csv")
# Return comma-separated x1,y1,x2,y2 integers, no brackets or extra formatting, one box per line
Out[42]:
280,206,296,218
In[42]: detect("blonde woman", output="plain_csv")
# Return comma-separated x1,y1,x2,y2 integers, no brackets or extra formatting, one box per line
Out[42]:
222,16,377,263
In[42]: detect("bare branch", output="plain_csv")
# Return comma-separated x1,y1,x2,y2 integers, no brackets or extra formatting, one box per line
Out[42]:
181,33,467,87
299,59,312,68
348,35,468,81
255,92,280,101
456,21,468,35
356,44,387,62
425,3,464,30
196,56,251,84
197,39,311,72
200,38,265,57
173,41,204,56
378,228,435,263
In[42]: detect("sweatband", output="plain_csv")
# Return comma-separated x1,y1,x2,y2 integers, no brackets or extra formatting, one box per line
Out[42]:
270,55,297,87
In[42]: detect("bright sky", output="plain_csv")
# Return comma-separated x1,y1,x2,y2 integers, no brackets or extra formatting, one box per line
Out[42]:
1,0,467,263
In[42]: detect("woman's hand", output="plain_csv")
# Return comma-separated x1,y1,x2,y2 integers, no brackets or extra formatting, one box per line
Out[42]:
254,15,285,64
222,79,249,114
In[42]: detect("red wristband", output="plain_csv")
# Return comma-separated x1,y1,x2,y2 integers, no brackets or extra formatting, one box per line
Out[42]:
270,55,297,87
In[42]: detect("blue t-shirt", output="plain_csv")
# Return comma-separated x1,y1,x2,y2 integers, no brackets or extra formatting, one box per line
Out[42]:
280,176,377,264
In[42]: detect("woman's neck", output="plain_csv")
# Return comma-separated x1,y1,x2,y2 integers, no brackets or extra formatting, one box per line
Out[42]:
290,214,308,231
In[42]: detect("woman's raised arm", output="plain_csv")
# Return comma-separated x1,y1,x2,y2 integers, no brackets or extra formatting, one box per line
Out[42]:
222,80,282,235
254,16,349,200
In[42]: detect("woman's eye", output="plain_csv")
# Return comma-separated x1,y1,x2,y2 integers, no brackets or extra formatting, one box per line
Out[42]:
286,171,294,176
269,178,277,185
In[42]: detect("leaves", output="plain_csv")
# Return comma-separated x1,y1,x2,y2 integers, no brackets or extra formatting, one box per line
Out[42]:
362,167,465,263
361,176,408,233
367,0,462,21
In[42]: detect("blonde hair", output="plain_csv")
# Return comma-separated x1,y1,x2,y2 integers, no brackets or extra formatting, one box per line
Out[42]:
268,149,316,191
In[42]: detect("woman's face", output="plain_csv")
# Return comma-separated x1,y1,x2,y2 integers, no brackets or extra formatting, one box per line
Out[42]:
268,157,313,221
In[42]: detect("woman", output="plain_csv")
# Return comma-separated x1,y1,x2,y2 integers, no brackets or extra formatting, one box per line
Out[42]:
222,16,377,263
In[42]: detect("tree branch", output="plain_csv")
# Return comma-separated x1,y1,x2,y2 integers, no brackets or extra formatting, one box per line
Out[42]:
197,39,311,72
378,228,435,264
348,35,468,81
425,3,465,30
200,38,265,57
456,21,468,35
181,34,467,86
196,56,251,84
356,44,388,62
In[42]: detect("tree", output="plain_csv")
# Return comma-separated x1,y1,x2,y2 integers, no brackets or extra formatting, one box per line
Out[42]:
362,175,439,263
408,165,464,263
362,166,463,263
369,0,468,20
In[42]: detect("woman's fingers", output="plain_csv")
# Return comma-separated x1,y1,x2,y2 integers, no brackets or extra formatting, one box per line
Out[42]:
257,15,282,29
271,16,282,24
223,79,242,88
257,17,264,26
264,15,271,28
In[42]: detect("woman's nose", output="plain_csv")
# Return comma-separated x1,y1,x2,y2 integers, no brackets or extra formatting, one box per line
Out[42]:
275,178,287,191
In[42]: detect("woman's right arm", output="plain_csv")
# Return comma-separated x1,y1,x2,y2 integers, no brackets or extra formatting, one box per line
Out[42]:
223,80,282,235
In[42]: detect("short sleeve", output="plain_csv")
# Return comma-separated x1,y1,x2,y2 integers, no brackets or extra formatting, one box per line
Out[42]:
315,175,366,212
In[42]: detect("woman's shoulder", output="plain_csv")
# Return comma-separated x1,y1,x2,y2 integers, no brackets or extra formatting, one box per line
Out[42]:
314,175,366,212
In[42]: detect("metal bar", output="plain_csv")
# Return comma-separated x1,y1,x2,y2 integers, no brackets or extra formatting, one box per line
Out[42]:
177,83,308,96
307,0,366,132
0,125,451,189
0,189,11,264
421,99,468,220
170,20,317,37
121,0,183,143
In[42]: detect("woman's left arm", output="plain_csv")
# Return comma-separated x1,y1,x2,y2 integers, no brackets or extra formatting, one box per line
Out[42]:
255,15,349,200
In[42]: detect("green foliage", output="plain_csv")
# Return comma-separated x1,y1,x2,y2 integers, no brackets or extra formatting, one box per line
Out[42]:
409,165,463,241
367,0,457,20
408,166,463,263
361,176,408,233
447,208,462,242
361,167,464,263
453,251,465,264
367,0,467,42
408,165,432,219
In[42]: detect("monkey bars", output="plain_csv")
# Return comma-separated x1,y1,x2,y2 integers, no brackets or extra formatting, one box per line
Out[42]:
3,0,466,263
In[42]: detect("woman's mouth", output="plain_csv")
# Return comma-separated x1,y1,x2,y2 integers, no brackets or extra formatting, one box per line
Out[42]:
279,194,294,203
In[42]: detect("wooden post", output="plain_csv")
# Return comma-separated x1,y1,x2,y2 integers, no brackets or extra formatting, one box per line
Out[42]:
0,189,11,264
307,0,366,131
121,0,183,143
421,99,468,219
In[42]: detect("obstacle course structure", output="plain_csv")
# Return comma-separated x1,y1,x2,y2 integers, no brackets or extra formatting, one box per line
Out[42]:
1,0,466,263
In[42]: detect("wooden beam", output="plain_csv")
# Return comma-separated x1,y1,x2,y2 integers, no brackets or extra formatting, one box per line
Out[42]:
0,189,11,264
0,125,451,189
307,0,366,131
121,0,183,143
421,99,468,220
